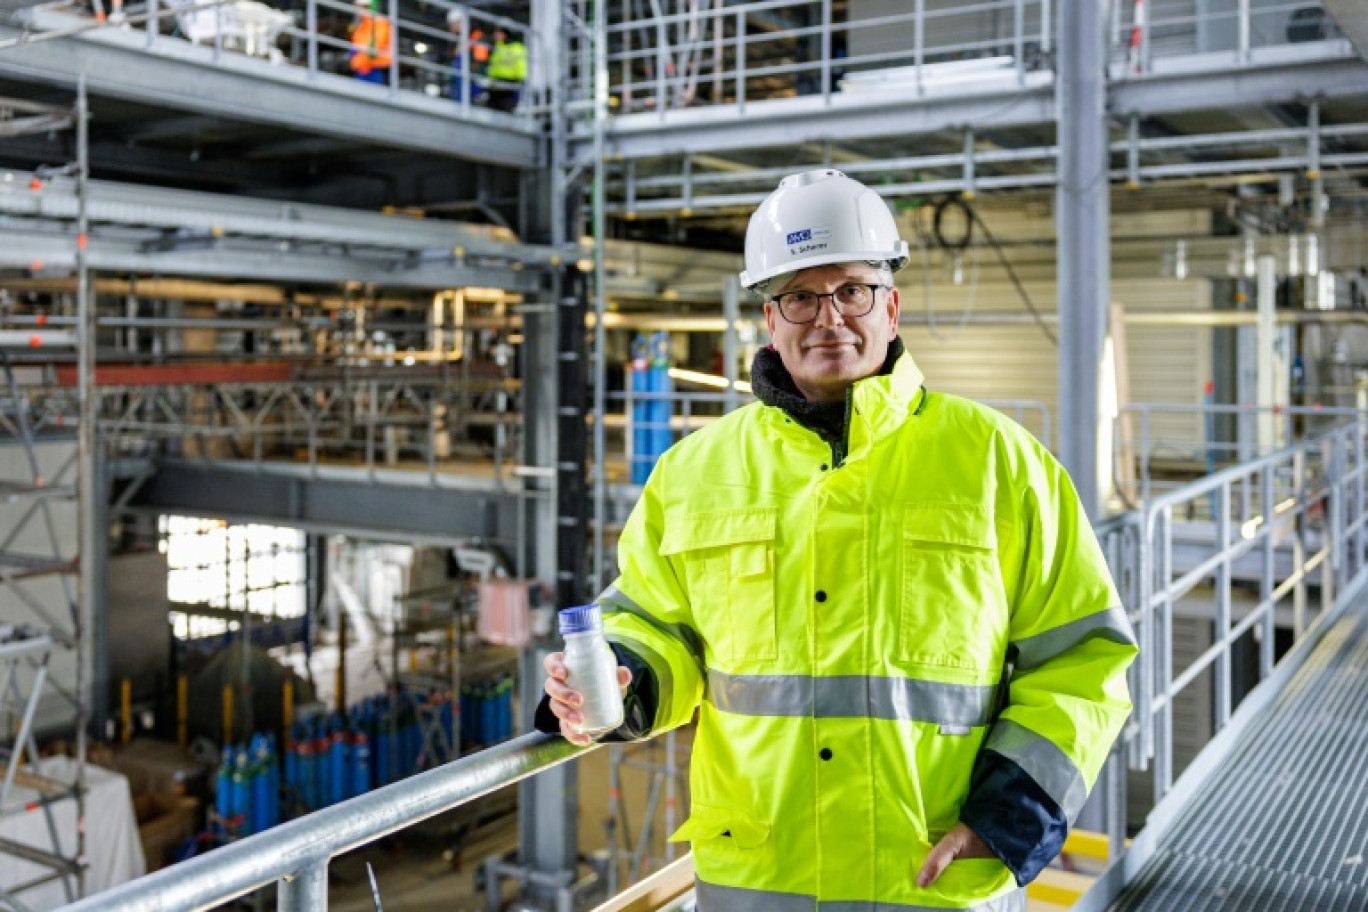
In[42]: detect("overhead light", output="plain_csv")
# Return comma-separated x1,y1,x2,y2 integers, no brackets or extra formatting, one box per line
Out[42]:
1174,240,1187,281
668,367,752,393
414,41,428,53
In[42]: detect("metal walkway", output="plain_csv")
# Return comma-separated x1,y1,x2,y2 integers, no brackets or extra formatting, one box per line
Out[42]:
1109,592,1368,912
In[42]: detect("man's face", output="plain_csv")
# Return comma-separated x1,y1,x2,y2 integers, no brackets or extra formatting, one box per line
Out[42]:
763,263,900,402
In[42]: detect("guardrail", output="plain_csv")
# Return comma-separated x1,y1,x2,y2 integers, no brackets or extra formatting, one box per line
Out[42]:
24,0,535,117
1095,415,1368,867
1112,0,1343,75
568,0,1337,116
56,733,589,911
1114,401,1363,506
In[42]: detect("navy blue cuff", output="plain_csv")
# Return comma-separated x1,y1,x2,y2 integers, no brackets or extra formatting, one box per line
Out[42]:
958,749,1068,886
532,643,659,742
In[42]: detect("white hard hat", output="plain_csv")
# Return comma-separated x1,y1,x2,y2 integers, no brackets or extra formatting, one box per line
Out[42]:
739,169,909,290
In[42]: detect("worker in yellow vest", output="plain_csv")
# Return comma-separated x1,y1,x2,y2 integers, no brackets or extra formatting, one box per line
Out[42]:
538,171,1137,911
484,26,525,112
348,0,392,85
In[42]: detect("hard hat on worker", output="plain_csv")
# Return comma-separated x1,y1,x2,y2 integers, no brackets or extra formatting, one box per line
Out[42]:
739,169,909,291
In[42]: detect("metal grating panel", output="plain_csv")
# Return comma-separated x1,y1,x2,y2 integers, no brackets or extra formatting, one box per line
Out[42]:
1110,599,1368,911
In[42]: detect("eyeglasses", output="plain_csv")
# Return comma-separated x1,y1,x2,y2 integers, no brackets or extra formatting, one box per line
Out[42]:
771,284,888,324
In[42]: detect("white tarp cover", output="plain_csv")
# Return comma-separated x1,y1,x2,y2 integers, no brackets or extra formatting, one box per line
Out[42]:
0,758,145,909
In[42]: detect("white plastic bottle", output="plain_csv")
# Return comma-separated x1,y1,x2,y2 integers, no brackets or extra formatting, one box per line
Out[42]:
558,605,625,738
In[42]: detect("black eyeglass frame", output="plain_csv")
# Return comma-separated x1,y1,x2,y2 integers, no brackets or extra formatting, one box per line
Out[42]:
769,283,890,324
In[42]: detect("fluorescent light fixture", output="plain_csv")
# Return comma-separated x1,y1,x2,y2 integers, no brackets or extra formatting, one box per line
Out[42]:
668,367,752,394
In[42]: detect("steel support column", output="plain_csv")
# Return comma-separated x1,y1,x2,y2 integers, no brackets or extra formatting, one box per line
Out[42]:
1055,0,1110,518
512,0,581,903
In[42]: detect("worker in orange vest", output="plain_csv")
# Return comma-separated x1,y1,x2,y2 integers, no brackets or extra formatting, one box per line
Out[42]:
446,8,490,103
349,0,393,85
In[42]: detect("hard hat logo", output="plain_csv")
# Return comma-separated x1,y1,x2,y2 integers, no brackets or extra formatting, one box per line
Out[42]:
739,170,909,290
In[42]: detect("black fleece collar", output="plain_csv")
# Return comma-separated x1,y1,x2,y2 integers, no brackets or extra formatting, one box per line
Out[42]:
750,337,906,443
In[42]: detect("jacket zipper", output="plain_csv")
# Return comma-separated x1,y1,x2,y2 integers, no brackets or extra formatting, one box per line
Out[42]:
829,386,853,468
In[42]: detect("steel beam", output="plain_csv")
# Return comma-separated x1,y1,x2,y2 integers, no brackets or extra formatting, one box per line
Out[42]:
1056,0,1109,519
585,83,1056,161
580,49,1368,163
123,460,526,547
0,23,540,168
1110,50,1368,118
0,233,548,292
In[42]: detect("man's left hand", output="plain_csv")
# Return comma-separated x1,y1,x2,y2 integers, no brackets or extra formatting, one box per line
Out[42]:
916,822,997,888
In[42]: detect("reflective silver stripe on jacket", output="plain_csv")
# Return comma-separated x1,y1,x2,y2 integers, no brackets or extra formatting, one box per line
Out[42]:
984,718,1090,823
598,584,706,669
1010,605,1136,672
694,881,1027,912
706,670,997,727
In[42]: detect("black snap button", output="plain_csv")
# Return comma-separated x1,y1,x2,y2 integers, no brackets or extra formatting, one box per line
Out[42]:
819,464,828,471
820,748,833,761
815,590,827,603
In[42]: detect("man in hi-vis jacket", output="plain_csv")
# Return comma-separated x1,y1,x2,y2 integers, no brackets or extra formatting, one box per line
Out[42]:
537,170,1138,912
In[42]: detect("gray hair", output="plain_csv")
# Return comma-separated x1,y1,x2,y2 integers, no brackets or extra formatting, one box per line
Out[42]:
755,261,896,297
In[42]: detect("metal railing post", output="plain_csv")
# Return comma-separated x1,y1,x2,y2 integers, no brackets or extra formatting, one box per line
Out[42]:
1137,508,1154,768
388,0,399,96
307,0,318,81
735,11,745,111
278,862,328,911
1157,504,1174,798
1141,0,1151,73
1293,448,1307,637
460,17,471,111
1237,0,1250,63
656,18,667,115
914,0,924,94
821,0,832,104
1259,461,1275,679
1215,482,1232,729
146,0,158,47
1041,0,1051,56
214,0,223,61
1014,0,1024,81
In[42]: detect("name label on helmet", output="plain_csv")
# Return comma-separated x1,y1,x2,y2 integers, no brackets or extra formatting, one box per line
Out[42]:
786,229,812,245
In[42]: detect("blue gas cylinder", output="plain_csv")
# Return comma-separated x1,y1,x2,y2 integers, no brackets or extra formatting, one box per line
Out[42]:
231,745,251,836
330,713,350,803
215,746,234,832
249,734,270,834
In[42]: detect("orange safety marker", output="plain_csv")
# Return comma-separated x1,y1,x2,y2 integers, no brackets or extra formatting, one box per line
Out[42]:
28,336,41,347
35,314,47,326
77,234,88,249
28,178,42,191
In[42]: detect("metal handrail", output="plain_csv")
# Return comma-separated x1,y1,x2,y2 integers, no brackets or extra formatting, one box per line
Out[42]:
58,733,590,911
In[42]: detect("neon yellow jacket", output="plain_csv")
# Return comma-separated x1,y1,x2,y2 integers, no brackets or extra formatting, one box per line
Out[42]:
600,350,1137,910
487,39,527,82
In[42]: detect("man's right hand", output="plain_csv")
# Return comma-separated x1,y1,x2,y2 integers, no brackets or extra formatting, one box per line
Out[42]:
542,652,632,746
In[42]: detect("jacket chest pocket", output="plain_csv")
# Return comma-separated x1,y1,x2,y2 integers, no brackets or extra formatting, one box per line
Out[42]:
660,508,778,664
900,503,1007,674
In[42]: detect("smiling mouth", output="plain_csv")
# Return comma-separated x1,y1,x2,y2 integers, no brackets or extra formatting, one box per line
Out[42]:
806,340,858,351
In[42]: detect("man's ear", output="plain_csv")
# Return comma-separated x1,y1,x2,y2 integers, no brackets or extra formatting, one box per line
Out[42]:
763,299,777,338
886,286,900,339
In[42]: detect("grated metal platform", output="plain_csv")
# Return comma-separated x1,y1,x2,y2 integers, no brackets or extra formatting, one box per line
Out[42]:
1110,597,1368,912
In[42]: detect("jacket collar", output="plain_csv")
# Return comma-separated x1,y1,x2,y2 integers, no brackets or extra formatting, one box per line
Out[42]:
750,337,925,443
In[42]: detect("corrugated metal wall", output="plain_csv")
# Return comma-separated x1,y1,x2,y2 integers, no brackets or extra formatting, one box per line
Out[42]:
897,206,1214,455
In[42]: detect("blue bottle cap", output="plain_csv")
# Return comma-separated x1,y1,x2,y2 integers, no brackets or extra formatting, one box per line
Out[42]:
558,605,602,635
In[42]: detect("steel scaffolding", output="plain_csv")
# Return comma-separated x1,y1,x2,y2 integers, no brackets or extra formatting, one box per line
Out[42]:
0,85,90,908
